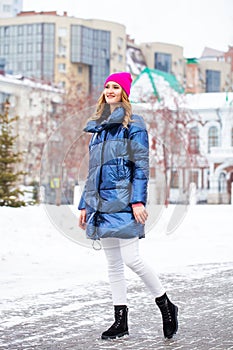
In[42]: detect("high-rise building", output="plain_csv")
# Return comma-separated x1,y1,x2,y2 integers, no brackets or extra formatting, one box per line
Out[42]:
0,11,127,93
0,0,23,18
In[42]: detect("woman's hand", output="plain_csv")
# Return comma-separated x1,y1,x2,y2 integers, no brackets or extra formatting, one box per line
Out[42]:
132,203,148,225
78,209,87,230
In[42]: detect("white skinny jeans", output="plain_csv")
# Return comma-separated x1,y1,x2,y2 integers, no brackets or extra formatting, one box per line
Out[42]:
101,237,166,305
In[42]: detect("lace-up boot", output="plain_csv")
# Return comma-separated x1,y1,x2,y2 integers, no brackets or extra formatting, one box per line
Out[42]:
101,305,129,340
155,293,178,339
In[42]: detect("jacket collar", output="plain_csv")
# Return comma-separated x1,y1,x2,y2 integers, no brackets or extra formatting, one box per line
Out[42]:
84,107,125,133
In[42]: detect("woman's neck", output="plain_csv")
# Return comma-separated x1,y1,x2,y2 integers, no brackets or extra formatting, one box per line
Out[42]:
109,103,121,114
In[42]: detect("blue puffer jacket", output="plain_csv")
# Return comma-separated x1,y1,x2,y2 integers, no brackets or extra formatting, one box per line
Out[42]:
78,106,149,240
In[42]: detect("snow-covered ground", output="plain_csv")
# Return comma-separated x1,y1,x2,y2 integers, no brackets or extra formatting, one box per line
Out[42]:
0,204,233,300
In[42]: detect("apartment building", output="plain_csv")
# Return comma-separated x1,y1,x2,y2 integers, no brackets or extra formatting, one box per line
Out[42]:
198,47,232,93
127,39,232,94
0,11,127,93
0,73,63,184
225,46,233,72
139,42,185,86
185,49,232,94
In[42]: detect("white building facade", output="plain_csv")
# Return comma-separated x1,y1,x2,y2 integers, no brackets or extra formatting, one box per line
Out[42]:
130,69,233,204
0,73,63,185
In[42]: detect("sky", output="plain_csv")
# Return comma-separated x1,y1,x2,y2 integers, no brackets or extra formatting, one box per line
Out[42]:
22,0,233,58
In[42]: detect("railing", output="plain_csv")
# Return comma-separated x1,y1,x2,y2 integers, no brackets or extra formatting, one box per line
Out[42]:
210,147,233,155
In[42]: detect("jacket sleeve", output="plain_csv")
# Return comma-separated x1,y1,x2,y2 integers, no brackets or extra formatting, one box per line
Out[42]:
128,126,149,205
78,189,86,210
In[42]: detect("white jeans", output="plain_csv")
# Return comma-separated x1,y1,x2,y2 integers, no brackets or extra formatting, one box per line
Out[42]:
101,237,166,305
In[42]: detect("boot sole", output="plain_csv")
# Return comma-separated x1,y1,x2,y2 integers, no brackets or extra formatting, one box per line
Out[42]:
165,306,178,339
101,331,129,340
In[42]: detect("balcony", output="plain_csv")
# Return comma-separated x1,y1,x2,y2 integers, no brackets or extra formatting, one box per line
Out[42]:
210,147,233,156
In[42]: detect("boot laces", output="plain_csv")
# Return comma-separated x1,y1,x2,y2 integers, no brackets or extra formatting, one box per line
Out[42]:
161,300,172,323
112,309,123,328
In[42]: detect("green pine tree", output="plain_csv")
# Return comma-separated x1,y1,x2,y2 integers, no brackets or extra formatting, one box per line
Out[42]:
0,100,26,207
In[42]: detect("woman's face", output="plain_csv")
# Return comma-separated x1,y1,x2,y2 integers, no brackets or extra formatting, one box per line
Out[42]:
104,81,122,105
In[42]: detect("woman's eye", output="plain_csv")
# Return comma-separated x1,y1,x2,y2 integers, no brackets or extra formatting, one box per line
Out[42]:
105,84,120,89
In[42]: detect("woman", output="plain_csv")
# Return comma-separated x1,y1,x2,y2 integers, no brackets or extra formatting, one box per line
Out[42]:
78,72,178,340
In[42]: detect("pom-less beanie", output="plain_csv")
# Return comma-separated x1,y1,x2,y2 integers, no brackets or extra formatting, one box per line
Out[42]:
104,72,132,96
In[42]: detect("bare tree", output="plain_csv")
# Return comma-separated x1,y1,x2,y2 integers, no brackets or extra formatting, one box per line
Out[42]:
38,74,98,205
142,95,208,205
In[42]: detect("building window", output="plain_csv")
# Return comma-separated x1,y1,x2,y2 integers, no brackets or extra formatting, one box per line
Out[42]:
4,44,9,54
3,5,11,12
59,81,66,88
78,66,82,74
27,25,33,35
36,24,42,34
18,25,23,36
218,172,227,193
58,63,66,72
41,23,55,81
189,127,200,154
4,27,10,36
154,52,171,73
36,42,41,52
208,126,219,152
26,61,32,71
17,43,23,53
0,58,5,70
27,61,32,70
206,70,220,92
17,62,22,71
27,43,33,53
171,170,179,188
117,37,123,49
101,49,107,58
118,54,123,63
58,45,66,56
36,61,41,70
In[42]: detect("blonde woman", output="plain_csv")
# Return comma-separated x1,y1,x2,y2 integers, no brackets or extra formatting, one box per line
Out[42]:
78,72,178,340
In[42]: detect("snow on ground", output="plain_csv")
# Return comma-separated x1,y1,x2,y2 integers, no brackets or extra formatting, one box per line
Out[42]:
0,204,233,300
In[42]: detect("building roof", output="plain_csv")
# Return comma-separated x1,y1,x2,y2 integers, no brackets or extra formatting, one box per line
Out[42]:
130,67,184,103
183,91,233,110
201,47,225,58
129,67,233,110
0,73,63,93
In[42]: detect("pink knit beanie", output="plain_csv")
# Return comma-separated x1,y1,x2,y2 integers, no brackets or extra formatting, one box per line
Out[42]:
104,72,132,96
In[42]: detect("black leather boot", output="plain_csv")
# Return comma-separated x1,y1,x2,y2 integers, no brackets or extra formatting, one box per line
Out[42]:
155,293,178,339
101,305,129,340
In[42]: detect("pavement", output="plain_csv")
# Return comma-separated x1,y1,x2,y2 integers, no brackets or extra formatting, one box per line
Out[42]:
1,262,233,350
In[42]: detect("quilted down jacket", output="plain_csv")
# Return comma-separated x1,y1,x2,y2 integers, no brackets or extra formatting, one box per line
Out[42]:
78,106,149,240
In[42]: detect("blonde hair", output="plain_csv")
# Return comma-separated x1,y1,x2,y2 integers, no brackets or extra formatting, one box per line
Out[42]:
91,89,132,128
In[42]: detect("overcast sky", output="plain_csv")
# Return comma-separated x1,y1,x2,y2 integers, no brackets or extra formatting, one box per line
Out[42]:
23,0,233,58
